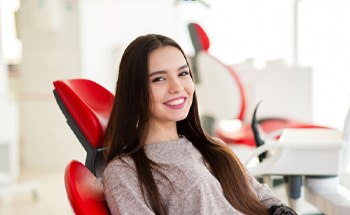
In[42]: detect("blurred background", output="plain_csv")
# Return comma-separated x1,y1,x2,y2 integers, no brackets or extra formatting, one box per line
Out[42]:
1,0,350,214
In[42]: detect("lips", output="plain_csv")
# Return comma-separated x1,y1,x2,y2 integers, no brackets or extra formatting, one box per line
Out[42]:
164,97,186,109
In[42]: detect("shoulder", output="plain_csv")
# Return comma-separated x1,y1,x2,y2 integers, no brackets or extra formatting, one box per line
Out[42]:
103,156,137,183
247,173,284,208
102,156,154,214
102,156,140,197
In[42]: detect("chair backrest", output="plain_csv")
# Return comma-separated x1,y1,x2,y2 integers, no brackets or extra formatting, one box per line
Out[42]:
194,52,246,121
187,22,246,122
188,22,210,53
53,79,114,177
65,160,110,215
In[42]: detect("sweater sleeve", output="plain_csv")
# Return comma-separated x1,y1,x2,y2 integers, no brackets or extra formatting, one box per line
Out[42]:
249,175,298,214
248,174,284,208
102,159,155,215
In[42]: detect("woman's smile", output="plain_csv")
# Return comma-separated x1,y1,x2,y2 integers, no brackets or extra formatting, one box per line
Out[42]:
164,96,187,109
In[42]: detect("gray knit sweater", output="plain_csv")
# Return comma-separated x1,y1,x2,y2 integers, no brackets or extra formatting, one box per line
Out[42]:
103,137,283,215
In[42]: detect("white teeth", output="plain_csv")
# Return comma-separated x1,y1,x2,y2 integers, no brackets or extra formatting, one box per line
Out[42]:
166,98,184,106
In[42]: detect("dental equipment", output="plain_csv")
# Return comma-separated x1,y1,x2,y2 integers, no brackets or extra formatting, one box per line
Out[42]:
246,107,350,214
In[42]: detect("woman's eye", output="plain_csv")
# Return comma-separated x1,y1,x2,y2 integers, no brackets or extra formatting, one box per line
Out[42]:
179,71,189,77
151,77,165,82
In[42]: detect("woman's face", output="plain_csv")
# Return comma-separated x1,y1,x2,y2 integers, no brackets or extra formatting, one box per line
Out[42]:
148,46,194,127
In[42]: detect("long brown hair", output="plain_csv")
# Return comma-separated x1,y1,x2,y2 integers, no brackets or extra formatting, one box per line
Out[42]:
104,34,268,215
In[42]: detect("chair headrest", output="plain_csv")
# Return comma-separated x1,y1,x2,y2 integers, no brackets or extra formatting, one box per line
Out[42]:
53,79,114,149
65,160,110,214
194,52,246,121
188,22,210,52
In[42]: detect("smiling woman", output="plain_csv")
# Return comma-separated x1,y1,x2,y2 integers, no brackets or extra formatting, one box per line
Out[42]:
147,46,195,142
102,34,297,215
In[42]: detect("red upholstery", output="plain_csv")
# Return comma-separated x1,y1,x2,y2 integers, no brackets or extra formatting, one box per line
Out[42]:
53,79,114,149
65,160,110,215
217,123,256,147
225,64,246,120
193,23,210,51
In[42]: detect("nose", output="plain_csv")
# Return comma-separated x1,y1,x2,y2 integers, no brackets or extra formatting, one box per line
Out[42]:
168,77,184,93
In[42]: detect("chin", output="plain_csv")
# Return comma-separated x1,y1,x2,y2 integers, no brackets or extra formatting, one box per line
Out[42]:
172,114,188,122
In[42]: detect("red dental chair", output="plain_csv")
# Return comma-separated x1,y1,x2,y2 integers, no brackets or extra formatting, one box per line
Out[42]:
187,22,327,148
65,160,110,215
53,79,114,178
53,79,114,214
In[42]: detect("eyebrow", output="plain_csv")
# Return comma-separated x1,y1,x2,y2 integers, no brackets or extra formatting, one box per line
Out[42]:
149,64,189,77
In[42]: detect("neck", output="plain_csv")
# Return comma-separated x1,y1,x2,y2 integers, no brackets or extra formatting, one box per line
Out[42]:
145,121,179,144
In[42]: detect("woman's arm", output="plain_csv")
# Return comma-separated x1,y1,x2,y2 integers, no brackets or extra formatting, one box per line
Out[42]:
248,174,284,207
103,159,155,215
248,174,298,215
212,136,297,214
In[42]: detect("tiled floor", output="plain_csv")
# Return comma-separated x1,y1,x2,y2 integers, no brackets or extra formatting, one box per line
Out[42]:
0,169,322,215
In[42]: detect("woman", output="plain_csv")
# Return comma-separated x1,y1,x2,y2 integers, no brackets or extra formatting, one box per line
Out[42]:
103,34,296,215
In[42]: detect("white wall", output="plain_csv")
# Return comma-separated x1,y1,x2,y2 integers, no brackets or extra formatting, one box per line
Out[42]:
298,0,350,130
18,0,84,170
79,0,188,91
77,0,298,101
183,0,295,66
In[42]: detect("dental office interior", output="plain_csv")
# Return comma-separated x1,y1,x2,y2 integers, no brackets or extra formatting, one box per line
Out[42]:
1,0,350,214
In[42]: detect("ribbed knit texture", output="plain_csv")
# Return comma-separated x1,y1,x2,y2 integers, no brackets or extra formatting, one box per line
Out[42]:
103,137,283,215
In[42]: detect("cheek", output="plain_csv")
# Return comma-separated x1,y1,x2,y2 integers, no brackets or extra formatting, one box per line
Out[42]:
187,80,195,96
149,86,162,104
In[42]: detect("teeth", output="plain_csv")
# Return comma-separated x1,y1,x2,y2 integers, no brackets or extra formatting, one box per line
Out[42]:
166,98,184,106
